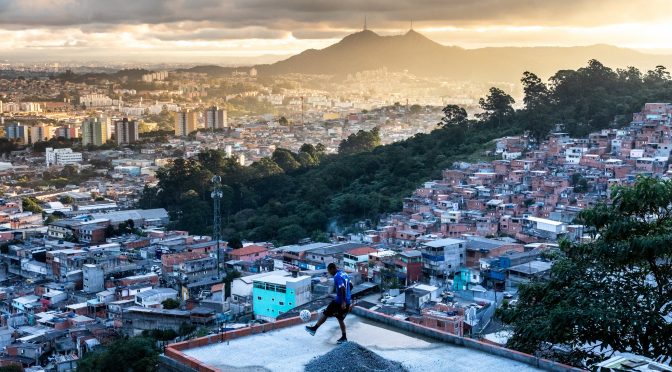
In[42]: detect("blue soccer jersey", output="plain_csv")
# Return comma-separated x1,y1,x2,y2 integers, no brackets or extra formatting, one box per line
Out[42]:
333,270,351,304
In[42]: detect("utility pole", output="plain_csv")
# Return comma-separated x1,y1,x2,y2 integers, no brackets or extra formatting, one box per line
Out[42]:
211,175,223,278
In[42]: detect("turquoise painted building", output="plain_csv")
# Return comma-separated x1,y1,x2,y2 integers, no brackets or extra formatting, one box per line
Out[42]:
252,275,312,321
453,268,471,291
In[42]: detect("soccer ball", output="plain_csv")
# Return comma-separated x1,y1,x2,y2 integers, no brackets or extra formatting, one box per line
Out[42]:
299,309,311,322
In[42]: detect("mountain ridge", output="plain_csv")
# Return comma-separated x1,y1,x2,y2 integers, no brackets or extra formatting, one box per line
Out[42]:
185,29,672,82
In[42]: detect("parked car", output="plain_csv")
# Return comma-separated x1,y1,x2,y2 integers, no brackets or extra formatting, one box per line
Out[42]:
502,292,514,299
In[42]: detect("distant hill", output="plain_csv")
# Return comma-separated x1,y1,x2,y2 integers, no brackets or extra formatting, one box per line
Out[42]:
175,65,237,76
246,30,672,82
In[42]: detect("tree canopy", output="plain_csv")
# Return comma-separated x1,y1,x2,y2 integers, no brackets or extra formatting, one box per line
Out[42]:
477,87,515,128
338,127,382,156
501,177,672,367
22,197,43,214
77,337,159,372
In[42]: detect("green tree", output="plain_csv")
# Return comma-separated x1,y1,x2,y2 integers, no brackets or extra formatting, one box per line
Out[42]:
521,71,550,109
338,127,381,155
77,337,159,372
644,65,670,85
59,195,75,204
277,224,308,244
141,329,178,341
271,149,301,172
502,177,672,366
438,104,468,127
227,237,243,249
22,197,43,214
222,269,242,298
104,225,116,238
520,71,553,140
0,138,19,155
249,158,284,178
161,298,180,309
477,87,515,128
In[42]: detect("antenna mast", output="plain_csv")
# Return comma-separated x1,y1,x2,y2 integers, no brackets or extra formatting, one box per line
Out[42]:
211,175,223,278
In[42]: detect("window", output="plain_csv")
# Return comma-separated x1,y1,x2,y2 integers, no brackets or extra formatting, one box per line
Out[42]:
279,301,284,306
257,296,262,300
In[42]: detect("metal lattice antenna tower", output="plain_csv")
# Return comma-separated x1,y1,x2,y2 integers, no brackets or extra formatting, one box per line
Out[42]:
211,175,223,277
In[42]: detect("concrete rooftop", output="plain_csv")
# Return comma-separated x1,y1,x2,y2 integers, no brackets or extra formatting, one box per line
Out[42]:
182,315,543,371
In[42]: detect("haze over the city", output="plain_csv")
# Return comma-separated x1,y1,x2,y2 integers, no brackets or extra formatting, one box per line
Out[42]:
2,0,672,63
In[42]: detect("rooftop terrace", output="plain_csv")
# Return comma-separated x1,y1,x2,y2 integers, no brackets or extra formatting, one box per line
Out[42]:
168,313,554,372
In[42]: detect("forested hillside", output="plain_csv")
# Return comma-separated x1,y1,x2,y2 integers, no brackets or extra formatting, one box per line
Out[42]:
139,60,672,244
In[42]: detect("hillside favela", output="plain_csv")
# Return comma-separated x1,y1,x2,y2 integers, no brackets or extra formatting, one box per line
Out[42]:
0,1,671,371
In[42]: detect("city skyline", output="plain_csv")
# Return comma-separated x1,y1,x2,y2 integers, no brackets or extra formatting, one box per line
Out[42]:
1,0,672,63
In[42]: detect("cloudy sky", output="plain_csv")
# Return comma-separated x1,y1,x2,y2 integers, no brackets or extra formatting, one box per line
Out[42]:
1,0,671,64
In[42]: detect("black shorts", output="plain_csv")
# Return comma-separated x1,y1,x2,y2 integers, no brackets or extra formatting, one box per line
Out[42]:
323,300,350,320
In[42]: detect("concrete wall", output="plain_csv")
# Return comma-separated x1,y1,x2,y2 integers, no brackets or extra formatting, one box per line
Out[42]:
351,306,582,372
164,314,315,372
124,311,190,334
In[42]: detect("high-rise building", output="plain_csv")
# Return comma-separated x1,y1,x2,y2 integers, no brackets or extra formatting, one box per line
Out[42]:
4,123,28,143
55,124,79,140
100,115,113,140
29,124,55,144
114,118,139,145
174,110,197,136
203,106,227,130
81,117,108,147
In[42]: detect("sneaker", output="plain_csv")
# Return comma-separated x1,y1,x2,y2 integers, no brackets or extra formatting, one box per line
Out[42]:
336,336,348,344
305,326,316,336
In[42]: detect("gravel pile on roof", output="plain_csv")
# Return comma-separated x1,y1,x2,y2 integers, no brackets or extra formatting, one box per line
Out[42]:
304,342,408,372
